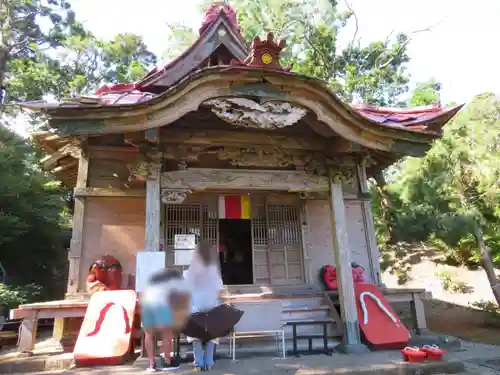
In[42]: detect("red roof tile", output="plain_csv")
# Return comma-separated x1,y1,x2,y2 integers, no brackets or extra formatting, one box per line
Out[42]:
352,103,462,131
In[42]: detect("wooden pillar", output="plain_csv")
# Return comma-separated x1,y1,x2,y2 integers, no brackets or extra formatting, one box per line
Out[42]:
410,292,428,334
300,202,313,284
145,162,162,252
67,149,89,295
356,161,383,285
329,169,368,353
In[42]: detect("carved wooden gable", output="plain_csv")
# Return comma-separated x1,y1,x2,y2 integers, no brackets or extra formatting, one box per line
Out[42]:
203,98,307,130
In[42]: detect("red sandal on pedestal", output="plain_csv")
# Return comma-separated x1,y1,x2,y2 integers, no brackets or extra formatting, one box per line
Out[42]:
401,346,427,363
421,345,446,361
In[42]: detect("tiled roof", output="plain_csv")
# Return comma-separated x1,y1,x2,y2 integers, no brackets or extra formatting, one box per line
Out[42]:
22,84,461,134
353,104,461,130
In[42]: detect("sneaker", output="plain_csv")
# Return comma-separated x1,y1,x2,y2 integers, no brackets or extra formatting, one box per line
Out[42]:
159,358,180,372
146,367,158,373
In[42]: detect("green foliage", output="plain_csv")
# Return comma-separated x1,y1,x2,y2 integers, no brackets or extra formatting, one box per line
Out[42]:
0,1,159,301
0,124,70,298
165,0,412,106
372,89,500,304
435,271,474,294
0,283,42,315
408,79,441,107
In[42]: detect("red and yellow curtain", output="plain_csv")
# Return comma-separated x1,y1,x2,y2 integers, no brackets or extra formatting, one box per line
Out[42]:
218,195,251,219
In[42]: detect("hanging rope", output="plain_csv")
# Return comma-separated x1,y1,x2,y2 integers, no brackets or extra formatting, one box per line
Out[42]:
359,291,400,327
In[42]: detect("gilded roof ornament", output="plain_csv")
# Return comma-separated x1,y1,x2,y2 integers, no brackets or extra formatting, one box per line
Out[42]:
231,32,292,72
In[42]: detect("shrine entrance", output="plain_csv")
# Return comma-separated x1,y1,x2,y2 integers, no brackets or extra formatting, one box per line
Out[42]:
162,192,305,286
219,219,253,285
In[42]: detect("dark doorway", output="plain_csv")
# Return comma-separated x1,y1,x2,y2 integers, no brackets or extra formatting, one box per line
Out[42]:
218,219,253,285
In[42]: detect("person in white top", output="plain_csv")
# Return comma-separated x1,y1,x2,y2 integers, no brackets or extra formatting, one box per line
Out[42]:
184,240,223,372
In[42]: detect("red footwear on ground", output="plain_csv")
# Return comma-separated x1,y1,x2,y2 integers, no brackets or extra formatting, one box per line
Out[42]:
421,345,446,361
401,346,427,363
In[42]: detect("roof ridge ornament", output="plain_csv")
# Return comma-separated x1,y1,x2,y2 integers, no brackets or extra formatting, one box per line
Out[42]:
199,2,240,35
231,32,292,72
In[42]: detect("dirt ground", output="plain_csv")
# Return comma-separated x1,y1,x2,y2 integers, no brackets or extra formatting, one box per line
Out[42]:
425,300,500,345
383,256,500,346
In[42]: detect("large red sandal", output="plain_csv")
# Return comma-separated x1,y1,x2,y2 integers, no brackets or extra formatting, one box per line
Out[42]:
421,345,446,361
401,346,427,363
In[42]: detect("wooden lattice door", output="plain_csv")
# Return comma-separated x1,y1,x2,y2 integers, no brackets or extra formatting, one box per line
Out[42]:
252,198,304,285
164,198,218,268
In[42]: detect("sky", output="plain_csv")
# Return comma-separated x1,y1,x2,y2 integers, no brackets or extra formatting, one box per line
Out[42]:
67,0,500,106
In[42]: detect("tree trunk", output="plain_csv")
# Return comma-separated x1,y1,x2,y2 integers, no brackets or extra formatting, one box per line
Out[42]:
471,221,500,306
0,46,7,104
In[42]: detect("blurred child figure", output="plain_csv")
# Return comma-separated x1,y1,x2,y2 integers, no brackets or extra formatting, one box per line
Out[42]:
140,269,191,372
185,240,223,372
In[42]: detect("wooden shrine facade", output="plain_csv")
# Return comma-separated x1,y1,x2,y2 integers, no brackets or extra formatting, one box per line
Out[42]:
22,2,462,352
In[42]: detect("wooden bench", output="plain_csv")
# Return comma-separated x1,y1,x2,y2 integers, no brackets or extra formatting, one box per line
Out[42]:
284,318,333,357
10,299,88,353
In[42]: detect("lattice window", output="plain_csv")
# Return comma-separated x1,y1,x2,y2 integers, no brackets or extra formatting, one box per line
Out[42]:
165,204,202,246
202,203,218,245
165,203,218,247
267,205,300,245
251,204,267,246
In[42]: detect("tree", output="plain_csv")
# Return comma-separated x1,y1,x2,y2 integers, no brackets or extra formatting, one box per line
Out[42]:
238,0,414,105
164,0,414,106
408,79,441,107
54,32,158,97
162,23,198,62
391,93,500,305
0,0,78,105
0,2,159,301
0,124,70,299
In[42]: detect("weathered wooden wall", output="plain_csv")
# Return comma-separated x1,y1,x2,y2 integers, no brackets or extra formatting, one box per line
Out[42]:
305,200,335,286
78,197,145,291
345,201,373,280
305,199,374,288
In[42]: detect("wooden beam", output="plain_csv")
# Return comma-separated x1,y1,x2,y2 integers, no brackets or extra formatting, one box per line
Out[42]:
160,129,328,151
74,187,146,198
41,142,81,169
161,168,329,193
52,160,78,174
67,150,89,294
87,146,139,160
328,170,368,353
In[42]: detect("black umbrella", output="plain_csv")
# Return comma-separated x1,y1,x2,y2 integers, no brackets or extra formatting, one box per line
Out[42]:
183,304,244,342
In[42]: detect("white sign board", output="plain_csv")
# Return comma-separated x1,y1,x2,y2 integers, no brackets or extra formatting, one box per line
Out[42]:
174,234,196,250
135,252,166,293
175,249,194,266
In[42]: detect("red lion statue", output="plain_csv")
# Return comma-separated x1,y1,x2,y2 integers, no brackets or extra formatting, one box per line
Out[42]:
199,2,239,35
86,255,123,294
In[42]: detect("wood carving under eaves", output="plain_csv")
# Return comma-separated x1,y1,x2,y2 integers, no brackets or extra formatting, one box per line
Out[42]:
216,147,295,168
204,97,307,129
161,188,192,204
231,32,291,72
128,152,163,180
161,168,329,193
329,167,355,185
